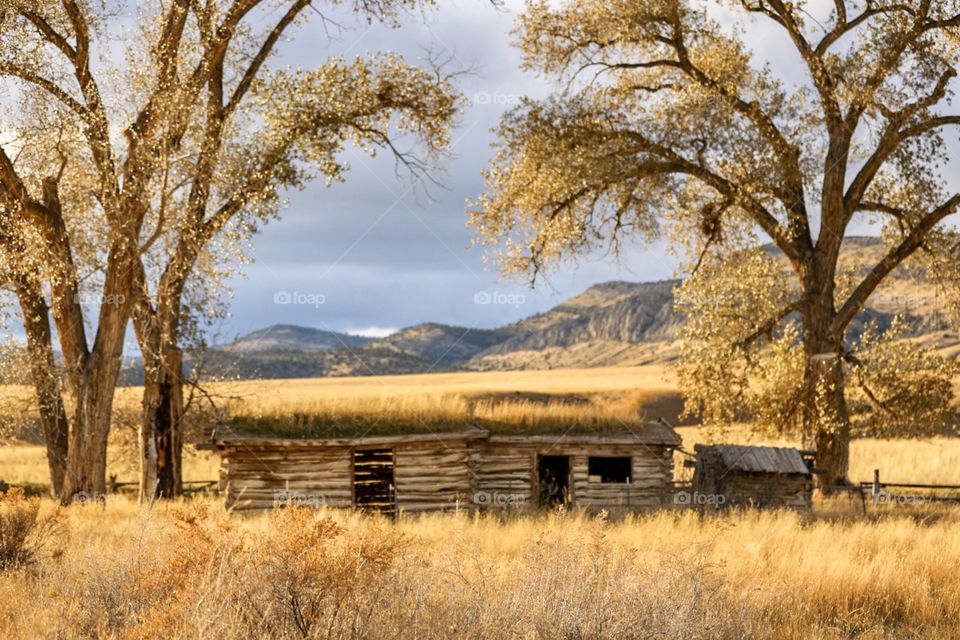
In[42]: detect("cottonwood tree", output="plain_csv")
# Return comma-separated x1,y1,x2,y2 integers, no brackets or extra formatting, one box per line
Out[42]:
0,0,459,501
470,0,960,485
129,11,460,498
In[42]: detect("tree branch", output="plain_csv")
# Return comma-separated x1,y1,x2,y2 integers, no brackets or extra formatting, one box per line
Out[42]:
815,3,916,56
0,63,86,116
736,300,803,349
224,0,311,114
833,193,960,334
741,0,843,127
21,9,76,59
844,97,960,219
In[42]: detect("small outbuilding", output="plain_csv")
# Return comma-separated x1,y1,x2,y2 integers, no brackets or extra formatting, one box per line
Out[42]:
692,444,814,509
200,421,681,514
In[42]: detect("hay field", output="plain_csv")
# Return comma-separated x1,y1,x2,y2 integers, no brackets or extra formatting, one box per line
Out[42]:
2,495,960,639
4,366,960,638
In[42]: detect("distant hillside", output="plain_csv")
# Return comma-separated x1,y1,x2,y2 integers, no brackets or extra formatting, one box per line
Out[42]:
468,280,680,370
372,323,515,366
118,236,957,383
222,324,370,353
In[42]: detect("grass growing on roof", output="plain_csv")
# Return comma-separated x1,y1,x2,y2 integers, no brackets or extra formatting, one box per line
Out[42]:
222,392,647,438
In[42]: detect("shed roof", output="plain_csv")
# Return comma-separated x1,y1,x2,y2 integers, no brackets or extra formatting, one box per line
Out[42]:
695,444,811,475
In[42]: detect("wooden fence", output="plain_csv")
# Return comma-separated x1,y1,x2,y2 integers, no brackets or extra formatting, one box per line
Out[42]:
106,479,220,496
860,468,960,504
824,469,960,513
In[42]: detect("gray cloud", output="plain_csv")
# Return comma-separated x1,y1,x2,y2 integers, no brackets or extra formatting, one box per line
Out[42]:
220,0,679,339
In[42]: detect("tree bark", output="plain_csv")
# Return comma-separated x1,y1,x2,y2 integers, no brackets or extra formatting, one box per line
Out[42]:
60,375,114,501
800,292,852,489
132,266,187,501
139,344,184,499
13,277,69,497
803,352,852,489
57,251,134,504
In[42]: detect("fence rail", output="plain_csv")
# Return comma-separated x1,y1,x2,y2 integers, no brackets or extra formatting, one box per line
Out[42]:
107,480,220,495
846,469,960,509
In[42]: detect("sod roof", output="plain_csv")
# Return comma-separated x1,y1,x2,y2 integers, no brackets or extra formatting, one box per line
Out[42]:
211,413,680,446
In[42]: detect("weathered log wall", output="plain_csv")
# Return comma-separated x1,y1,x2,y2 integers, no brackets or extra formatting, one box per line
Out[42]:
474,443,534,507
394,442,474,511
573,445,675,508
475,441,675,509
221,446,352,512
714,474,813,509
211,432,679,513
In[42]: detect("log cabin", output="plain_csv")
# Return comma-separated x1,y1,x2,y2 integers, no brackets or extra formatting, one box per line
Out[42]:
199,421,681,514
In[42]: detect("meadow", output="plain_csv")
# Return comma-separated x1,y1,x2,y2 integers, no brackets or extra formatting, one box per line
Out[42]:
3,365,960,638
6,364,960,485
1,494,960,639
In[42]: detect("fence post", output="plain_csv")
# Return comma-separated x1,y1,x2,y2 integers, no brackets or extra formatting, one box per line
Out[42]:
872,469,881,503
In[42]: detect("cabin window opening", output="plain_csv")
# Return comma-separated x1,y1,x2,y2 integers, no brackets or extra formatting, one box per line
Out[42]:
353,448,396,516
588,456,632,484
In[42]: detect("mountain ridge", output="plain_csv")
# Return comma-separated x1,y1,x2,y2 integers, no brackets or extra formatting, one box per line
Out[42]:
120,236,958,383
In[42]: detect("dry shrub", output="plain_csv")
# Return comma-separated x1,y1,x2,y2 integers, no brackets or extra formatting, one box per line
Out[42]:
70,505,408,640
0,489,57,570
228,508,406,638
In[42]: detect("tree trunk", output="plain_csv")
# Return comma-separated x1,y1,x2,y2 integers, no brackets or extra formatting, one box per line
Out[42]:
132,268,187,501
799,267,852,490
61,377,114,502
14,278,69,497
801,340,852,489
814,424,850,488
56,249,134,504
140,345,184,499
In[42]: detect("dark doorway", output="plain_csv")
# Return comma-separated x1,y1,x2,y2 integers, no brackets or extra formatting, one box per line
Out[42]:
353,448,395,515
537,454,570,506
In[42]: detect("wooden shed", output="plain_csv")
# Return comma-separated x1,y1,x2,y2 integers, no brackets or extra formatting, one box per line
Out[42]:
200,422,680,514
691,444,814,510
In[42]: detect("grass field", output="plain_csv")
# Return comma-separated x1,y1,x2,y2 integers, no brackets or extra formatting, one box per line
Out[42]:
4,365,960,486
1,495,960,639
4,366,960,638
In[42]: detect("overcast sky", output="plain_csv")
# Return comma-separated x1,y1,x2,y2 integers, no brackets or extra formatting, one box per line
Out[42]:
215,0,680,342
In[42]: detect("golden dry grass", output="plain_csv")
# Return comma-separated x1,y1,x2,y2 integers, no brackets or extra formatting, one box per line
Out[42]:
1,495,960,639
214,365,677,403
3,365,960,637
0,444,220,487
